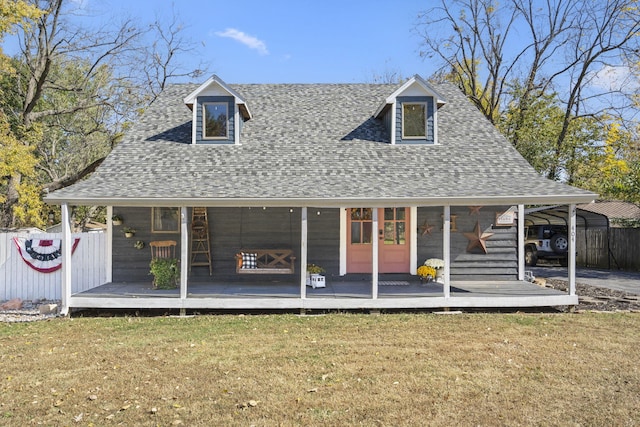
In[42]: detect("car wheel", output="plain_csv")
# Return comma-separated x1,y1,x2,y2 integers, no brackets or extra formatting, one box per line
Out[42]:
525,246,537,266
550,234,569,253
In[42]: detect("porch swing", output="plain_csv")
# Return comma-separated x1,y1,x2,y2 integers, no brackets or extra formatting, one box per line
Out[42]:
235,208,297,274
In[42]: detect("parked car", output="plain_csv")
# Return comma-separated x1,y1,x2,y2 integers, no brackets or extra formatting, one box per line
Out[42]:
524,224,569,266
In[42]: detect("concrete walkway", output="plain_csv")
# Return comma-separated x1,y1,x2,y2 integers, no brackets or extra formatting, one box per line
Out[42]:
529,266,640,295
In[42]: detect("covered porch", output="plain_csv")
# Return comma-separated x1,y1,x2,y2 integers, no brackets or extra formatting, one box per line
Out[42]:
68,275,575,311
57,203,581,314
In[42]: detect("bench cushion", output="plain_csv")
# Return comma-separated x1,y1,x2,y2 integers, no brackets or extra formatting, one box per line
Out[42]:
241,252,257,269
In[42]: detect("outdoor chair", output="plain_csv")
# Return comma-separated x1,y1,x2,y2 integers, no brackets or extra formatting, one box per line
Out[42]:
150,240,177,259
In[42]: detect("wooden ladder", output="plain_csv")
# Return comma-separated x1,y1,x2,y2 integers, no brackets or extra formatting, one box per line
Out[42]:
189,207,212,275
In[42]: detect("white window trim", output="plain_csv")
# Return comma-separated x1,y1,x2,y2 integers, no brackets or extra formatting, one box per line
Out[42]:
390,101,397,145
202,102,229,140
401,102,427,140
234,105,240,145
432,97,439,145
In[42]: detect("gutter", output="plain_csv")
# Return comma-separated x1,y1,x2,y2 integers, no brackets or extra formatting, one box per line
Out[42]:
44,194,597,208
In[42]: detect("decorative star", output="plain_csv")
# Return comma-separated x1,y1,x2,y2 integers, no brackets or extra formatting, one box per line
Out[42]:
463,221,494,254
419,220,434,236
468,206,483,215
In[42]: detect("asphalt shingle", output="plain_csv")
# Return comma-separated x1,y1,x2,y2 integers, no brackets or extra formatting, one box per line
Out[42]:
45,80,596,206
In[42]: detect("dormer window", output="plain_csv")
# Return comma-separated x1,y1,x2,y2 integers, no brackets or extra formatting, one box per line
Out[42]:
203,102,228,139
402,103,426,139
374,75,446,145
184,75,252,145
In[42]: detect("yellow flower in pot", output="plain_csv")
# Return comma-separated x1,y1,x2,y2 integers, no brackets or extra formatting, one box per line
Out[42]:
417,265,436,282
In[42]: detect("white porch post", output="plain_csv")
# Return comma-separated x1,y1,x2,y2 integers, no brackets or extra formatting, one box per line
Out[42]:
443,205,451,299
300,207,308,298
517,204,525,281
60,203,72,315
372,207,379,299
409,206,418,275
180,206,188,300
339,208,347,276
106,206,113,283
568,204,577,296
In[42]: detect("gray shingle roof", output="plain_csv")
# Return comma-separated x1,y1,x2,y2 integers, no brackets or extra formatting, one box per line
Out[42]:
45,80,596,207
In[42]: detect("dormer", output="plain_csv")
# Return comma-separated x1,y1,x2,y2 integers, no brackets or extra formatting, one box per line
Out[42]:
184,75,251,145
374,75,446,145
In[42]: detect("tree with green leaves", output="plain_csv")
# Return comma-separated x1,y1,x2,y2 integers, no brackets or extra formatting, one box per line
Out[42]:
417,0,640,187
0,0,205,228
0,0,42,227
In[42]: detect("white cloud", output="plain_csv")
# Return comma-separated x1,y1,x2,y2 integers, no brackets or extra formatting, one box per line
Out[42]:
588,65,640,91
215,28,269,55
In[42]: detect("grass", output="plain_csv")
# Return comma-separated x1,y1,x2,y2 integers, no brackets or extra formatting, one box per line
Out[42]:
1,312,639,426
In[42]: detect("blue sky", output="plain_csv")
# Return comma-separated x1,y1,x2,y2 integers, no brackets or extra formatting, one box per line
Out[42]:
80,0,436,83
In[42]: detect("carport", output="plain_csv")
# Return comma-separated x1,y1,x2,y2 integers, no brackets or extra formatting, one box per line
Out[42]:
524,205,610,268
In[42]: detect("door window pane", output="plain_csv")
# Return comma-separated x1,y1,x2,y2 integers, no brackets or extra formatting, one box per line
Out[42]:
351,224,361,244
396,222,406,244
351,208,372,221
383,221,394,244
362,222,372,244
351,209,373,244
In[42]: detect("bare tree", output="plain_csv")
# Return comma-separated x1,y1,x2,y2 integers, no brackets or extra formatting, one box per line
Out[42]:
141,11,206,104
417,0,640,182
1,0,206,226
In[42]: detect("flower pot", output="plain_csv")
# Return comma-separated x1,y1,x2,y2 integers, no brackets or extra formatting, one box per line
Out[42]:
112,220,122,226
310,274,325,289
125,232,135,238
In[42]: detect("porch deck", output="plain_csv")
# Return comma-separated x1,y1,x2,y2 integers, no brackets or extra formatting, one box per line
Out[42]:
69,276,576,311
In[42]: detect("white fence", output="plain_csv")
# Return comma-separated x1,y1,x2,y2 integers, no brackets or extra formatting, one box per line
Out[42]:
0,232,106,301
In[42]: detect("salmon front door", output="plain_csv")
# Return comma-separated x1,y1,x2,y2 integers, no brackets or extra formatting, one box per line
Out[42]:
347,208,410,273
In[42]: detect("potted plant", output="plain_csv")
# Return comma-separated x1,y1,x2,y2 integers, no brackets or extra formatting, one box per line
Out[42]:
111,215,123,225
306,263,326,288
417,265,437,283
122,227,136,238
149,258,180,289
134,240,145,250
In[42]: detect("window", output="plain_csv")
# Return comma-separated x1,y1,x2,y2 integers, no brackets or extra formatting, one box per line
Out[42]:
203,102,228,139
152,207,179,233
383,208,406,245
402,103,426,139
350,208,373,244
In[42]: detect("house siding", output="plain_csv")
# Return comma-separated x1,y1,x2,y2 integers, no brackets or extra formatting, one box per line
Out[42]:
416,206,517,280
195,96,235,144
195,207,340,280
112,207,182,282
395,96,434,144
111,207,341,283
111,206,516,283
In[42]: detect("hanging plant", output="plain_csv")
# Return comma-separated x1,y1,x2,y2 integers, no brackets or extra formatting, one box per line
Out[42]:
150,258,180,289
122,227,136,238
134,240,145,250
111,215,123,225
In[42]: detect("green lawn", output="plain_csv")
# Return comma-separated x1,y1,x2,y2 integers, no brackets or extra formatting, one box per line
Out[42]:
1,312,639,426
